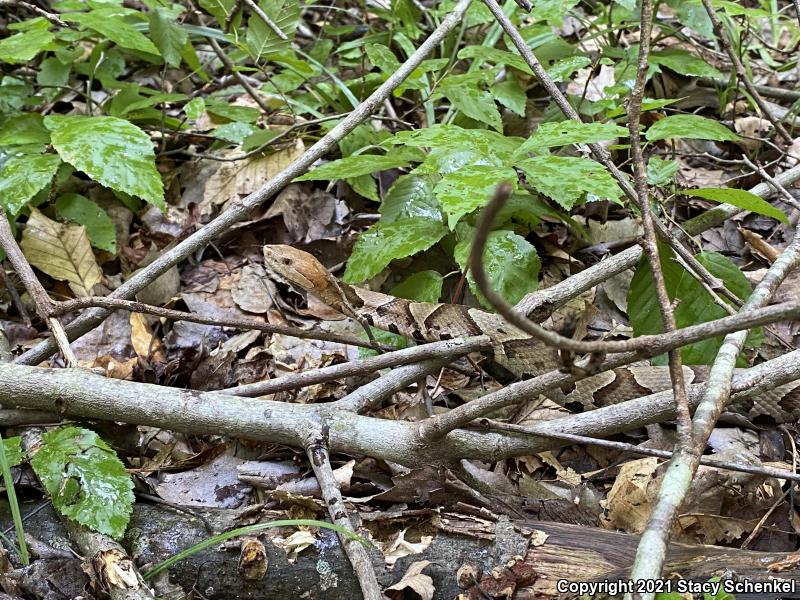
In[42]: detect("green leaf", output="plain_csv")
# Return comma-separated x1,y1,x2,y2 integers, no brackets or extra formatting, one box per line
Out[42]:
434,166,518,229
0,29,55,63
492,76,527,117
390,270,443,303
517,156,624,209
649,49,723,79
392,124,521,156
458,46,531,74
65,9,161,56
211,122,254,143
380,174,441,223
2,437,23,468
454,230,540,308
0,113,51,146
0,153,61,216
647,156,679,186
198,0,238,24
546,55,591,82
44,115,165,210
645,115,739,142
55,194,117,253
37,57,72,91
628,247,757,364
683,187,788,224
296,150,418,182
244,0,300,62
531,0,579,26
344,217,448,283
518,121,629,155
438,81,502,132
205,101,260,123
184,97,205,120
30,426,134,539
149,7,187,67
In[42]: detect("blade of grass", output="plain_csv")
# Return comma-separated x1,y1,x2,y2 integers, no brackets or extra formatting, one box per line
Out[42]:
0,433,28,565
143,518,369,579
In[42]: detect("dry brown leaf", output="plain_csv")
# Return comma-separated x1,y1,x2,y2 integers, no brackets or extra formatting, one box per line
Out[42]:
202,138,305,208
21,208,102,297
129,312,165,362
385,560,435,600
380,529,433,568
601,457,660,533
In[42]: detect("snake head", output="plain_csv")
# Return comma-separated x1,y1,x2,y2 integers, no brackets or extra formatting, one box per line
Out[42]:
263,244,331,292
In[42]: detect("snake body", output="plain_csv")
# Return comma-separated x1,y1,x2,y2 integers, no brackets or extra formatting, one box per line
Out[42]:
263,245,800,423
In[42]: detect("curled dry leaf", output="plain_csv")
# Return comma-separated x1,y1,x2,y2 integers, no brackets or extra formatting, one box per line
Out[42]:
20,208,103,297
385,560,435,600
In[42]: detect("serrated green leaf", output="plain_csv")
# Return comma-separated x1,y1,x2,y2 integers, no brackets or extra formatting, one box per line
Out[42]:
458,46,532,74
492,76,526,117
455,230,540,308
683,187,788,224
244,0,300,62
438,81,502,132
390,270,443,303
518,121,629,155
647,156,679,186
296,150,418,182
0,153,61,216
198,0,238,24
149,7,187,67
0,113,51,147
628,246,757,364
44,115,165,210
205,101,260,123
649,49,723,79
55,193,116,253
380,174,441,223
65,9,161,56
30,426,134,539
646,114,739,142
546,56,591,82
211,122,254,143
184,97,205,120
0,29,55,63
344,217,448,283
434,166,518,229
366,43,400,73
2,437,23,468
391,125,522,165
517,156,624,209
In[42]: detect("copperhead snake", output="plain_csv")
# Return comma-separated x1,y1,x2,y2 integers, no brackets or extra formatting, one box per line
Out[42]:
263,245,800,424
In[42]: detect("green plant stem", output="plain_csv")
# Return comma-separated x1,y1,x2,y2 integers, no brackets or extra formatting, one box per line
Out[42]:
0,433,28,565
143,519,368,580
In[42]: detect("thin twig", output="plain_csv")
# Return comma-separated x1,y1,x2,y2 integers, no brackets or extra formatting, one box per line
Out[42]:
205,36,272,114
242,0,288,40
741,155,800,211
225,336,487,397
480,419,800,483
304,419,382,600
0,213,76,366
626,0,691,441
699,0,793,143
54,296,394,352
0,261,30,326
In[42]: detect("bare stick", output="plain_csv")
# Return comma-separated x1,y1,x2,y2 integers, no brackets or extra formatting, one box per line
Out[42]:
55,296,393,351
226,336,487,397
481,420,800,483
626,0,691,439
741,155,800,211
699,0,793,143
0,213,76,366
242,0,288,40
1,350,800,469
629,225,800,593
16,0,475,367
304,419,382,600
206,36,272,114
